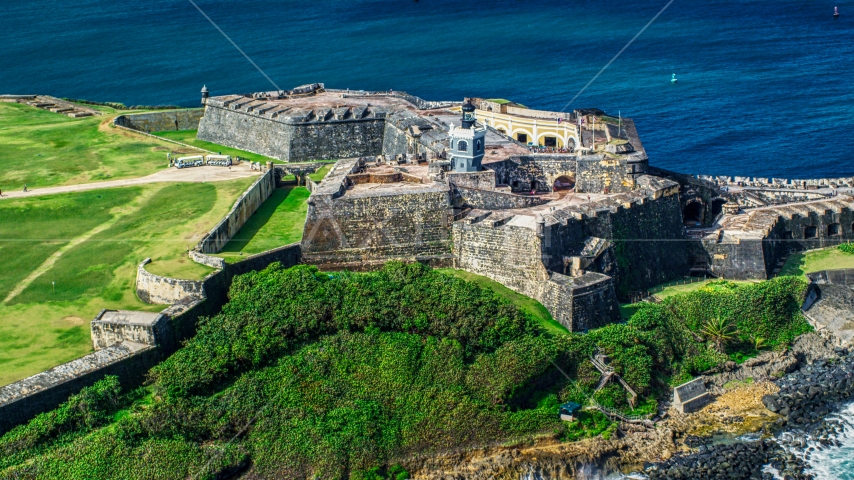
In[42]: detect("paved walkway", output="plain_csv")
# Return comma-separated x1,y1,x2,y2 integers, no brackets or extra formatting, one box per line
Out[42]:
0,164,261,201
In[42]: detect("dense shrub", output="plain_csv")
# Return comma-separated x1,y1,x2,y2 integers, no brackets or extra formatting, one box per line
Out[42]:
152,262,541,398
840,242,854,254
0,268,812,479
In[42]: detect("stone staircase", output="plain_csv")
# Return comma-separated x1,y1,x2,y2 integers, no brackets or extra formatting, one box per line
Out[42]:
20,95,99,118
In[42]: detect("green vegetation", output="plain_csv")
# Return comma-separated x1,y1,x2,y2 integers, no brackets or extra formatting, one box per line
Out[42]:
779,245,854,277
216,186,310,259
649,277,756,300
597,115,622,125
0,178,255,386
0,102,200,189
307,164,333,182
438,269,566,335
0,265,811,479
722,377,754,390
840,242,854,254
152,129,279,163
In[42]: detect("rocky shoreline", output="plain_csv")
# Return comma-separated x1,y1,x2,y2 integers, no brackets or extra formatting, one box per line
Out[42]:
642,341,854,480
410,333,854,480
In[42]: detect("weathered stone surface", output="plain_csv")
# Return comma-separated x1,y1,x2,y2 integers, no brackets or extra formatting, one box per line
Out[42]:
673,378,711,413
113,109,203,132
197,169,276,253
0,342,160,435
91,310,168,350
301,159,453,268
135,258,206,305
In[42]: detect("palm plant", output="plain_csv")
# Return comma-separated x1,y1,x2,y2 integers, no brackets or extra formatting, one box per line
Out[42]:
701,316,738,353
749,334,766,351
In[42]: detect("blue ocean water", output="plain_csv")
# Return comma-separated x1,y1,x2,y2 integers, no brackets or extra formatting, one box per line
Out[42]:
2,0,853,178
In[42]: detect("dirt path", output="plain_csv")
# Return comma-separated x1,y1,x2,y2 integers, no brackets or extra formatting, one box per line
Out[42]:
2,186,165,304
0,164,261,201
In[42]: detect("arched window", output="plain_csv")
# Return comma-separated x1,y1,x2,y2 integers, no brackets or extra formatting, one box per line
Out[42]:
476,140,482,151
458,141,468,152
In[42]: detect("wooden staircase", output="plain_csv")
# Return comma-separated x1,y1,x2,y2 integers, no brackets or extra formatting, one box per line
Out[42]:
588,348,650,426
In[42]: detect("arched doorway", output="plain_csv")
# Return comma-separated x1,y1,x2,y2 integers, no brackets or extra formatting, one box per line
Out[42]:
566,137,577,152
553,175,575,191
683,200,705,226
711,198,726,217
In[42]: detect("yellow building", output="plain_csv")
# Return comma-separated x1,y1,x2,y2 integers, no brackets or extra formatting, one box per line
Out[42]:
474,99,582,149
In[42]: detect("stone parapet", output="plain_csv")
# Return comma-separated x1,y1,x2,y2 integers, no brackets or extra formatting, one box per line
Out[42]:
135,258,206,305
113,109,204,132
0,342,160,435
196,169,275,253
90,310,169,350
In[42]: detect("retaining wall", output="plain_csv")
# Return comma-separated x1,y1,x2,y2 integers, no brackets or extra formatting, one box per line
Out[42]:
0,243,303,435
135,258,206,305
197,169,276,253
113,109,204,132
0,343,161,435
456,186,549,210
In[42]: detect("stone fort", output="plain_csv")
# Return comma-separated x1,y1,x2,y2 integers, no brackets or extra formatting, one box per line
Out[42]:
4,83,854,434
197,83,854,331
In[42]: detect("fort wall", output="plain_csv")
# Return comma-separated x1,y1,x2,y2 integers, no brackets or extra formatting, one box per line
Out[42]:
576,155,632,194
113,109,204,132
455,186,549,210
197,103,293,160
301,186,453,268
451,217,620,330
135,258,206,305
487,155,577,192
197,169,276,254
90,311,170,351
0,243,302,435
704,199,854,279
288,120,386,161
0,342,161,435
541,177,688,297
197,100,390,162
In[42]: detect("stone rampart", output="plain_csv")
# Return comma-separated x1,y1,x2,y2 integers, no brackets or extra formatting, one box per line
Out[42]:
189,250,227,270
576,155,632,194
135,258,206,305
90,310,169,350
0,342,161,435
197,100,388,162
113,109,204,132
301,185,453,268
289,120,386,161
540,176,688,297
451,215,620,330
702,198,854,279
456,186,549,210
487,155,577,193
198,102,293,159
448,170,497,189
807,268,854,286
196,169,276,253
697,174,854,189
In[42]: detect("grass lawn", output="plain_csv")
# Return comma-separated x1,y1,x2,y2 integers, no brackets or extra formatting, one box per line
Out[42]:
215,186,310,259
152,130,280,164
0,178,255,386
308,164,333,182
779,246,854,277
437,269,567,335
649,278,758,301
0,102,201,189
